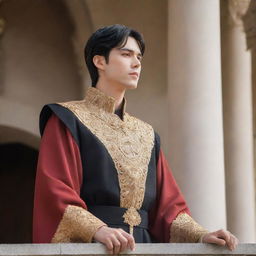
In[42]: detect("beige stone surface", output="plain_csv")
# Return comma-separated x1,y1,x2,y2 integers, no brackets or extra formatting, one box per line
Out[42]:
221,0,256,242
0,243,255,256
0,0,83,147
167,0,227,231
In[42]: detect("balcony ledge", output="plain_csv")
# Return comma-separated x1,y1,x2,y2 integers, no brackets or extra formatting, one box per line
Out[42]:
0,243,255,256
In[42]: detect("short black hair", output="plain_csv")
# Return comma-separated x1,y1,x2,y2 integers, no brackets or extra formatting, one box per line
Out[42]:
84,24,145,87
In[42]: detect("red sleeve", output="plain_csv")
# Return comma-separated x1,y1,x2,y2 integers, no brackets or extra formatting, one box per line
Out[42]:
149,149,190,242
33,114,85,243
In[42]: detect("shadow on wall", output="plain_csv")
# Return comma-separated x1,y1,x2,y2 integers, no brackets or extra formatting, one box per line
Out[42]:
0,143,38,243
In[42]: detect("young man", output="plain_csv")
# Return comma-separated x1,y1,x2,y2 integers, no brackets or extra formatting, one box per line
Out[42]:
33,24,238,254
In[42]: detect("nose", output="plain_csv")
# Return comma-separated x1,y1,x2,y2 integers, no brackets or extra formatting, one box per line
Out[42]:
132,56,141,68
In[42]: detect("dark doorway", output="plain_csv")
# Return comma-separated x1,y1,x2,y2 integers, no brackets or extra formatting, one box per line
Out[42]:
0,143,38,243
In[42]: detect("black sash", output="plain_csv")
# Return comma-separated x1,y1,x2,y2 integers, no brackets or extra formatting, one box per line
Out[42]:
88,206,148,229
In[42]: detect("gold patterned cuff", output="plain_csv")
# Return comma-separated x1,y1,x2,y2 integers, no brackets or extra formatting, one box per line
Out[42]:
51,205,106,243
170,212,209,243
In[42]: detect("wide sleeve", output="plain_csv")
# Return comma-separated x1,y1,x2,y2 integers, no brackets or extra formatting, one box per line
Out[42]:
33,114,106,243
148,149,208,243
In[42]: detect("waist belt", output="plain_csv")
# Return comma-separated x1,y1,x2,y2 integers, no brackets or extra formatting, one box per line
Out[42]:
88,205,149,230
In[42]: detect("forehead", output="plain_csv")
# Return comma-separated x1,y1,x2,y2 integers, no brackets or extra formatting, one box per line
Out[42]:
117,36,141,55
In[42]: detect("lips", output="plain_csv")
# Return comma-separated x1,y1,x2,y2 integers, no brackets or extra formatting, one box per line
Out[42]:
129,72,139,77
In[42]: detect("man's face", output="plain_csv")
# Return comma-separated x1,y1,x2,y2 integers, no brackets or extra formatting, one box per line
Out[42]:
102,36,142,90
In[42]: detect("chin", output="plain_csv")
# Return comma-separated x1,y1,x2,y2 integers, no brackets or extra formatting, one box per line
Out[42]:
124,83,138,90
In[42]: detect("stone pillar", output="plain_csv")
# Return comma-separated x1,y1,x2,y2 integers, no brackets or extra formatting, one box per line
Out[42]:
221,0,255,242
167,0,226,231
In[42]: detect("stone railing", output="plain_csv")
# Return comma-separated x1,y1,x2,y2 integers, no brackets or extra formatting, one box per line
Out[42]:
0,243,255,256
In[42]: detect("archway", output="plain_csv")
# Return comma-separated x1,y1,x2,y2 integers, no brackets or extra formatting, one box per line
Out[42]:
0,0,93,242
0,139,38,243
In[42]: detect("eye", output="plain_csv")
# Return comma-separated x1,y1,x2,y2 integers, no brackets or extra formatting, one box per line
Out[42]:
136,55,142,62
122,52,130,57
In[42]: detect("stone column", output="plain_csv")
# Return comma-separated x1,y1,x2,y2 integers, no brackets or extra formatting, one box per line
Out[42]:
167,0,227,231
221,0,255,242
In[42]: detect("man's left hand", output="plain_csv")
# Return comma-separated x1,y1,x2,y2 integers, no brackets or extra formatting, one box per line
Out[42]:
201,229,239,251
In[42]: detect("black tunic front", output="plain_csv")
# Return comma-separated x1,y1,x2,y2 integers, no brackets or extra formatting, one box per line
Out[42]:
40,98,160,242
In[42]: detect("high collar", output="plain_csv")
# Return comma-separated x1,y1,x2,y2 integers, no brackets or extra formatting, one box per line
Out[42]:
84,87,126,117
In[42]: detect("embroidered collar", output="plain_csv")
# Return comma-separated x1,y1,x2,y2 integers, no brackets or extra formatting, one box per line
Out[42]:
84,87,126,118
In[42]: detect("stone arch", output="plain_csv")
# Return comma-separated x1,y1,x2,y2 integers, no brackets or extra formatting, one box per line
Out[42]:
0,99,40,149
0,0,93,243
0,0,87,135
0,125,39,150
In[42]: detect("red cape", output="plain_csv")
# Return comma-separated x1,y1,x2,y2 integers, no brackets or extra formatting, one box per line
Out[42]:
33,114,189,243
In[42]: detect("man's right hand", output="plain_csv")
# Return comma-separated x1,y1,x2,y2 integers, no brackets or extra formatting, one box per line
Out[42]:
93,226,135,254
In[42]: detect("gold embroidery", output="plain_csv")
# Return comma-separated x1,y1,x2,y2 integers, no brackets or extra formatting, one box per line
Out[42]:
59,87,154,233
170,213,209,243
51,205,106,243
123,207,141,235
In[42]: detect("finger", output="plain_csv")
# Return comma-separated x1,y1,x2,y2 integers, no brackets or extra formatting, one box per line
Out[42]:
120,229,135,249
216,230,231,243
235,236,239,247
228,235,239,251
230,235,236,250
120,229,135,251
105,238,114,254
218,231,237,251
111,236,121,255
224,233,234,250
226,236,234,251
234,237,239,249
116,232,128,253
206,236,226,246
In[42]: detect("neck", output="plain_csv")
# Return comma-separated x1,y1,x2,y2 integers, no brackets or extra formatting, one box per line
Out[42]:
95,81,125,110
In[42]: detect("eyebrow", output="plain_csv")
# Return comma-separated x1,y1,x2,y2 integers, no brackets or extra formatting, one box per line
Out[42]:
119,47,142,58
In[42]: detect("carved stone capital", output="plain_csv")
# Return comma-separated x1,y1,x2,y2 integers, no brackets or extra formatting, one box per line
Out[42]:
243,0,256,51
228,0,251,27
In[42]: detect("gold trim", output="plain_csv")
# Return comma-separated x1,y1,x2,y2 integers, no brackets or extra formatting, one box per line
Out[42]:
52,205,106,243
59,87,154,233
123,207,141,235
170,213,209,243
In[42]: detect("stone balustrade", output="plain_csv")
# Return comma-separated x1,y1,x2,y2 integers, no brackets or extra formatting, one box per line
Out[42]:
0,243,255,256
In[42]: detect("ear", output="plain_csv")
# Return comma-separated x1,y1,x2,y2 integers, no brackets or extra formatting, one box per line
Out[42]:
93,55,106,71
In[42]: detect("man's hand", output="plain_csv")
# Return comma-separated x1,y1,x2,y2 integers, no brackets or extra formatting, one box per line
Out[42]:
201,229,239,251
93,226,135,254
